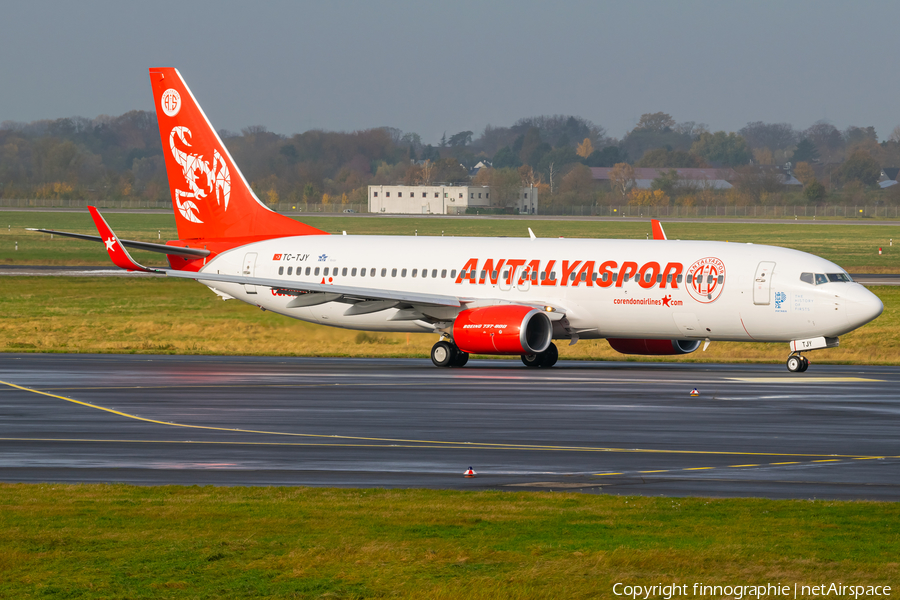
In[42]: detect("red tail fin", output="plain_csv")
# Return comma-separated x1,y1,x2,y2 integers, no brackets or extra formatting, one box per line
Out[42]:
149,68,326,241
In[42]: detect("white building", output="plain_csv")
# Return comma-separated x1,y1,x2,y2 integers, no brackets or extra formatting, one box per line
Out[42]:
368,185,538,215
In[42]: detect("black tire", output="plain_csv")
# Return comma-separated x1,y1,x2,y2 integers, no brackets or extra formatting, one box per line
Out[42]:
521,354,542,368
451,350,469,367
539,343,559,368
786,355,803,373
800,356,809,372
431,341,455,367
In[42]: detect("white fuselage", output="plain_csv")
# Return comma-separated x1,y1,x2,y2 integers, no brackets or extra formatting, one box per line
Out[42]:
196,235,883,344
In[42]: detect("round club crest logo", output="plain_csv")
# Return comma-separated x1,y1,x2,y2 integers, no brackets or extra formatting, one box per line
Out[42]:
161,88,181,117
686,257,725,303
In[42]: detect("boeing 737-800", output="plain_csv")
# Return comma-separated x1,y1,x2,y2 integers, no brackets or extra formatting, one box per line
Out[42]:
31,68,884,372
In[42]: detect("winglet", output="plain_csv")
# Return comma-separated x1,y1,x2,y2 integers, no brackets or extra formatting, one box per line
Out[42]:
651,219,667,240
88,206,159,273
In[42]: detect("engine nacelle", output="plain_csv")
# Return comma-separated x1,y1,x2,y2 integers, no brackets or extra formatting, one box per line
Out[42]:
453,305,552,355
606,338,702,356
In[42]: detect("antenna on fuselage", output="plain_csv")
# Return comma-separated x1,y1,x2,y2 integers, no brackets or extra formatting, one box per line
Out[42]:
528,228,536,240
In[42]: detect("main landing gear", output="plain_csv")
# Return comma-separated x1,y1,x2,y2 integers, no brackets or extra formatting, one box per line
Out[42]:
431,341,469,368
521,343,559,368
786,353,810,373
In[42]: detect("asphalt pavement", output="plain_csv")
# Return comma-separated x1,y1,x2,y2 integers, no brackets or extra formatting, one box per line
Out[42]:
1,354,898,500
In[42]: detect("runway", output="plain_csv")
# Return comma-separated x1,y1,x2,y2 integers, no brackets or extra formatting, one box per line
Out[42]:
1,354,898,500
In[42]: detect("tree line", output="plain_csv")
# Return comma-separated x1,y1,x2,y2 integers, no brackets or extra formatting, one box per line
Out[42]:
3,109,900,210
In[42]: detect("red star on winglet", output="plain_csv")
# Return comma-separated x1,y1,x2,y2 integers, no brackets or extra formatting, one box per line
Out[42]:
88,206,154,273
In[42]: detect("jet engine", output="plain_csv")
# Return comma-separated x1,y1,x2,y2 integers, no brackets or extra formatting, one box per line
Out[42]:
453,305,552,355
606,338,702,355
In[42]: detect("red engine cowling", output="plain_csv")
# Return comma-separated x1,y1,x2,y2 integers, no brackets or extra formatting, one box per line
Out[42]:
606,338,702,355
453,305,552,355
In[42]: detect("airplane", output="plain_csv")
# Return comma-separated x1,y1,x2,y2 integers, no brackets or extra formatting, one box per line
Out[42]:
30,67,884,372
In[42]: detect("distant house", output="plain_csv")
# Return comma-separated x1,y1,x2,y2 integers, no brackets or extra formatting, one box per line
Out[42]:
590,167,736,190
368,183,538,215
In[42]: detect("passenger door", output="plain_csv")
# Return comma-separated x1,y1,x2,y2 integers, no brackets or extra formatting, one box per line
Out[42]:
753,261,775,305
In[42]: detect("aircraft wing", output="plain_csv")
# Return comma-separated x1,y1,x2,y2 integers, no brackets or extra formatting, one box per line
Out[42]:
82,205,572,316
169,269,464,308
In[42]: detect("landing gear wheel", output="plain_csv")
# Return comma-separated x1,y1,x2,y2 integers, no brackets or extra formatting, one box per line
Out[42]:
539,343,559,368
786,355,803,373
521,353,541,368
800,356,809,372
451,350,469,367
431,341,456,367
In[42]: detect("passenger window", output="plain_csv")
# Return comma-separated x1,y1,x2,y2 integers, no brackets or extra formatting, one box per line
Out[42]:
550,272,556,281
624,274,630,282
305,267,311,276
645,273,652,283
540,271,546,281
433,269,439,278
591,272,597,281
381,268,387,277
287,266,293,276
278,266,284,275
401,268,407,277
601,273,608,282
441,269,447,278
676,274,682,283
815,273,828,285
392,268,397,277
717,275,723,284
707,275,714,284
686,274,693,284
370,268,376,277
411,269,417,277
531,271,538,282
351,268,357,276
800,273,814,284
570,272,577,281
503,270,509,280
324,267,329,276
359,268,364,277
314,267,320,276
657,274,662,283
421,269,427,278
342,268,348,276
491,270,497,279
666,274,672,283
481,270,487,280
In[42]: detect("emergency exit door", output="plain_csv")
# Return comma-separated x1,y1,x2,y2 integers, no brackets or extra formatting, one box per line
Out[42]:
753,261,775,305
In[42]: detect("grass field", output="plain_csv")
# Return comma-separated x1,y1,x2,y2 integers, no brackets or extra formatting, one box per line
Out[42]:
1,484,897,599
2,211,900,272
1,277,897,364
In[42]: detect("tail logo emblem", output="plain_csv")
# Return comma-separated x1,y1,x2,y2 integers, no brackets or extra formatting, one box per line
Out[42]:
169,126,231,224
161,89,181,117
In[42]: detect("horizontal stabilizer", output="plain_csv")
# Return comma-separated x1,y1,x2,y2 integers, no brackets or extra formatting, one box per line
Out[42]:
26,228,210,258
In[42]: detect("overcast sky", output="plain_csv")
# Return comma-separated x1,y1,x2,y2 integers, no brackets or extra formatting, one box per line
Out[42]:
2,1,898,144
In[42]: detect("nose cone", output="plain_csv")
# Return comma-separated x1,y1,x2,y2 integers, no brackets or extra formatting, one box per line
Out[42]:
845,285,884,329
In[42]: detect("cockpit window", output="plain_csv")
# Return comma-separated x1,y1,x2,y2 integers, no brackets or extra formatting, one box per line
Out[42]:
814,273,828,285
827,273,852,282
800,273,814,285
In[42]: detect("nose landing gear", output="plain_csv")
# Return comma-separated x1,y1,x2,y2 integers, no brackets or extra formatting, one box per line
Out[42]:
786,353,809,373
